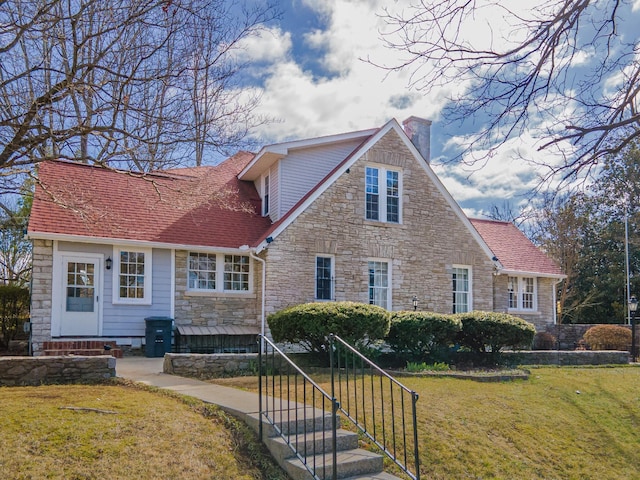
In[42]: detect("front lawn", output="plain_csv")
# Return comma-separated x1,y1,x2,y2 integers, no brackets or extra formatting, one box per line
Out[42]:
0,380,287,480
213,366,640,479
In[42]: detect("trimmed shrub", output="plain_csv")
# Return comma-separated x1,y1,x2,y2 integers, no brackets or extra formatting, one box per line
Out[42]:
455,311,536,355
533,331,557,350
0,285,30,349
267,301,391,355
582,325,631,351
387,311,461,362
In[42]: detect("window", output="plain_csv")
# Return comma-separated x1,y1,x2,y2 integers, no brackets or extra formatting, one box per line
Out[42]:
114,248,152,304
365,166,401,223
188,252,216,290
452,266,471,313
368,260,389,309
263,174,270,216
508,276,537,311
224,255,250,291
188,253,251,292
315,256,334,300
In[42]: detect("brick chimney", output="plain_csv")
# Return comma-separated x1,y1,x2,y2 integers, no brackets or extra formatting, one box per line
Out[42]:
402,116,432,163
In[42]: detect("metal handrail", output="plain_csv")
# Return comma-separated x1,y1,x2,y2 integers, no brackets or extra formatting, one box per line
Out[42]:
330,334,420,480
258,335,339,480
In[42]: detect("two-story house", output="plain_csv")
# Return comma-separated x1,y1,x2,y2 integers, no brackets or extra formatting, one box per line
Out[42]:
27,117,564,356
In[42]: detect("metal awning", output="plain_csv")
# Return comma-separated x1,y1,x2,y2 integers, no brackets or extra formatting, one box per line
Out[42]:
176,325,259,336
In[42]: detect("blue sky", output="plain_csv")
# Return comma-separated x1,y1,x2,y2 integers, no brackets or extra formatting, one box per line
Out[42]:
235,0,640,218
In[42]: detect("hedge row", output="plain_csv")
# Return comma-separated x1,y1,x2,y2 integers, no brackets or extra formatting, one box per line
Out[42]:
268,302,535,364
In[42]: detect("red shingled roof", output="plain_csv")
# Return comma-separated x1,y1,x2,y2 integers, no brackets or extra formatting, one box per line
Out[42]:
470,218,563,277
28,153,272,248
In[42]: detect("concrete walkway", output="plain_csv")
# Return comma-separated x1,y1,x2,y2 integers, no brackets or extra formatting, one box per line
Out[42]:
115,357,261,418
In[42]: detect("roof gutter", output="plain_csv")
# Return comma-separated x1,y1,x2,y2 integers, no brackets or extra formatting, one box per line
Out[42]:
240,245,266,343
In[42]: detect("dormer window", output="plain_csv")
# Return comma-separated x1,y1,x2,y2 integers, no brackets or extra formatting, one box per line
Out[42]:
263,174,270,216
365,165,401,223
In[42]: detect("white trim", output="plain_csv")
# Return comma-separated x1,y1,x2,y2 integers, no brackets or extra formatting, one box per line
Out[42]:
170,249,176,319
368,258,392,310
112,246,153,305
186,251,253,294
508,275,538,313
365,164,403,224
499,268,566,279
27,231,254,254
51,245,104,337
452,264,473,313
315,254,335,301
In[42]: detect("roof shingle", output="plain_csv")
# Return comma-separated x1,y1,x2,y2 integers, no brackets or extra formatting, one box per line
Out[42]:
470,218,563,277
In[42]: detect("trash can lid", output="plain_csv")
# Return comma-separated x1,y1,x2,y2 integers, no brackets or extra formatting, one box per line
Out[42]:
144,316,173,321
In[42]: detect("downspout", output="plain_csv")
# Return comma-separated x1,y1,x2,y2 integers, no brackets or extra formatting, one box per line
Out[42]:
248,250,266,343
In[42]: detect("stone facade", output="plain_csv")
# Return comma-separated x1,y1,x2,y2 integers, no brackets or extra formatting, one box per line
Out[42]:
30,239,54,355
174,250,261,329
494,275,558,329
163,353,257,378
261,130,496,318
0,355,116,386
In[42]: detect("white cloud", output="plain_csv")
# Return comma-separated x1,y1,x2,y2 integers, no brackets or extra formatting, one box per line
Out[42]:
235,26,292,63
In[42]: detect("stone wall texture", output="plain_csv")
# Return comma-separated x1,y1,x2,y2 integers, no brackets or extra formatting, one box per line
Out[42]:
0,355,116,386
173,250,261,329
163,353,257,379
504,350,629,365
30,239,54,355
543,323,638,350
262,130,497,321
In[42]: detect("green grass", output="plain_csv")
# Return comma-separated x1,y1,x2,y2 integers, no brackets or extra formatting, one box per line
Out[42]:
213,366,640,479
0,380,287,480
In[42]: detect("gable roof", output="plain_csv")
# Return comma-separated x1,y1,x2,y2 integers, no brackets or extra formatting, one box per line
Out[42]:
28,152,272,249
470,218,564,278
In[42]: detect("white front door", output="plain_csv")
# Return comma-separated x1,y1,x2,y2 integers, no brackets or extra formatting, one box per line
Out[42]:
60,256,100,336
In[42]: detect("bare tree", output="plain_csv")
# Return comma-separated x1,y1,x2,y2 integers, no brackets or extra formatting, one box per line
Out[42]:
0,0,277,191
379,1,640,182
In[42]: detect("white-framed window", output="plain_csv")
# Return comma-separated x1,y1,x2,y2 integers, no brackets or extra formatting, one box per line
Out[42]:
365,165,401,223
315,255,334,300
508,276,537,311
113,247,152,305
452,265,471,313
224,255,250,291
188,252,251,292
368,260,390,309
263,174,270,216
188,252,217,290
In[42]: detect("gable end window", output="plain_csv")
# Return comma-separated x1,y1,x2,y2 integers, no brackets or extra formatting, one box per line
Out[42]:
508,276,537,311
452,266,471,313
263,174,270,216
365,166,401,223
114,248,152,305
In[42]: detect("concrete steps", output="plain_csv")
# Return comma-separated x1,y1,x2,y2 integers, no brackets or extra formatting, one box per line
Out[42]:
255,406,404,480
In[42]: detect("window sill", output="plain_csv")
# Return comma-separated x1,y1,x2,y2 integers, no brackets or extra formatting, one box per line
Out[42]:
508,309,540,316
185,290,256,299
113,299,152,306
363,220,404,228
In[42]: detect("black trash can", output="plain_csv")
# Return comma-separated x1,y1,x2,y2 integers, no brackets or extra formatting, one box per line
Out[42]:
144,316,173,358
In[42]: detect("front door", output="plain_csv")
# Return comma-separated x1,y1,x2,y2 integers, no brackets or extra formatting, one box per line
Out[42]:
60,256,100,336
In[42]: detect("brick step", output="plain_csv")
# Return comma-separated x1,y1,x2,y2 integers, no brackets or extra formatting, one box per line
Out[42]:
43,348,123,358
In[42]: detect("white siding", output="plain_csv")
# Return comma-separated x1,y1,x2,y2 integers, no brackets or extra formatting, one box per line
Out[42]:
270,162,280,222
279,139,363,217
58,242,172,336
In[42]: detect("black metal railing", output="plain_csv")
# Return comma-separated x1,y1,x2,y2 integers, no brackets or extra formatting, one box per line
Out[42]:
258,336,339,480
329,334,420,480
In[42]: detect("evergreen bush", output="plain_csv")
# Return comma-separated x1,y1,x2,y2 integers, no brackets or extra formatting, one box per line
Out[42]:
267,301,390,355
386,311,461,362
455,311,536,355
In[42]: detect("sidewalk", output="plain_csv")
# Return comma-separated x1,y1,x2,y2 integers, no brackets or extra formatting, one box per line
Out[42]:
115,357,261,418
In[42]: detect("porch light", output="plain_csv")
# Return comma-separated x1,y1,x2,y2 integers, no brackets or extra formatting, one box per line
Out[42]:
105,256,112,270
630,295,638,362
412,295,418,311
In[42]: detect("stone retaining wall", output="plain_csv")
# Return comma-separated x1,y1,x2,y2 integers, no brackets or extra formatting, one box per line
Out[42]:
163,353,258,379
504,350,629,366
0,355,116,386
